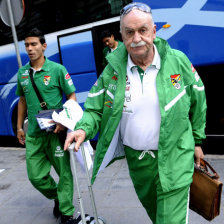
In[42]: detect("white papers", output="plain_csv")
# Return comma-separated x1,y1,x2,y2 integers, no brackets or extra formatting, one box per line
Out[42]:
52,99,93,171
52,99,84,131
52,111,75,130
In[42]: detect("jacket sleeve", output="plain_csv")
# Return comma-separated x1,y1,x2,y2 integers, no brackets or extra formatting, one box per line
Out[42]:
75,73,106,140
188,66,207,145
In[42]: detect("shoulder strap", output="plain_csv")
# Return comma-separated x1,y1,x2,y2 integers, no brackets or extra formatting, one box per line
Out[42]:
29,69,48,110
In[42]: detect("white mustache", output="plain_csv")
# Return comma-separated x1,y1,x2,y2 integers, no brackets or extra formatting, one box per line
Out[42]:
130,41,146,47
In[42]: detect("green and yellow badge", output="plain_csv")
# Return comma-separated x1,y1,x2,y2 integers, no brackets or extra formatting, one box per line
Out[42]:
171,74,181,89
44,76,51,85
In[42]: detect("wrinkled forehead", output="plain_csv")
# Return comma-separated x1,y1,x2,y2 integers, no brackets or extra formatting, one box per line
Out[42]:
121,9,153,28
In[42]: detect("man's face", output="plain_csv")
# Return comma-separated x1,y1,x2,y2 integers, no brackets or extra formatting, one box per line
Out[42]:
24,37,46,62
102,35,116,48
121,9,156,60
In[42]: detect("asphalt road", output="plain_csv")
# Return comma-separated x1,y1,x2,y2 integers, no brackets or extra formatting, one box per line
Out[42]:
0,147,223,224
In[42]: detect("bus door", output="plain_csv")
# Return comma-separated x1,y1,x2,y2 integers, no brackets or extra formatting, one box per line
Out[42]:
57,30,98,108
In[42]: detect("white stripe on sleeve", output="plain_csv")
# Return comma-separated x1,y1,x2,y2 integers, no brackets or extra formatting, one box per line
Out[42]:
88,89,105,97
193,85,204,91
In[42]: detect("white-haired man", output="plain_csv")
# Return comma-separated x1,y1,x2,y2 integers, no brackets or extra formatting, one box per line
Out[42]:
65,2,207,223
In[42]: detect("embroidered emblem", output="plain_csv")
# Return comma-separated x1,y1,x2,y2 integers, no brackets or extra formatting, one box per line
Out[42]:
22,70,29,76
171,74,181,89
44,76,51,85
68,79,73,86
123,105,133,113
22,76,28,79
65,73,71,80
109,83,116,90
55,145,64,157
21,79,29,86
125,91,131,102
112,75,117,80
126,75,130,85
23,86,28,93
56,146,61,151
104,100,113,108
123,76,132,113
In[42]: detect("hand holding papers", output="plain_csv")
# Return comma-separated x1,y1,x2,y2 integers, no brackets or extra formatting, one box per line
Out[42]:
52,100,93,171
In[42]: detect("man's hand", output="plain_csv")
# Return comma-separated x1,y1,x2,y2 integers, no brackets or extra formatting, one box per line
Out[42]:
17,129,25,145
64,129,86,152
53,123,66,134
194,146,204,167
48,120,66,134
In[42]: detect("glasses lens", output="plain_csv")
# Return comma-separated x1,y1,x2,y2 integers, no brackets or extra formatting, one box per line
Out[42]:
120,2,151,16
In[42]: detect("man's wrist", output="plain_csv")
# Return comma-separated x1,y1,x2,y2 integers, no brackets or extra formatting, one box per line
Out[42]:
17,128,23,132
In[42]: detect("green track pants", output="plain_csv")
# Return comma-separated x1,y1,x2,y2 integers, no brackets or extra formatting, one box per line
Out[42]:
124,146,190,224
26,133,74,216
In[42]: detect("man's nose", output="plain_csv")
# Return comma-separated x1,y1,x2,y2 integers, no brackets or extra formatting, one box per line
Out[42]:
132,32,141,43
26,45,32,51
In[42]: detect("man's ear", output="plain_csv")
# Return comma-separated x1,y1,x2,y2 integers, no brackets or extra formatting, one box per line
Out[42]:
153,24,157,39
42,43,47,51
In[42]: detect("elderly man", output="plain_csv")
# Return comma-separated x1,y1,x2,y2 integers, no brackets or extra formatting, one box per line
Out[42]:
65,2,207,224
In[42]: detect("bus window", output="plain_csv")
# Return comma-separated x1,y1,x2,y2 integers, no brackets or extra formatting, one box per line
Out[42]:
0,0,131,46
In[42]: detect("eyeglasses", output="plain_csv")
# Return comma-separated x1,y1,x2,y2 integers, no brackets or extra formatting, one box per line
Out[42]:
120,2,152,17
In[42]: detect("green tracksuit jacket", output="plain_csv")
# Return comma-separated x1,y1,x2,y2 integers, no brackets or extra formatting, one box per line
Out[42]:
76,37,207,192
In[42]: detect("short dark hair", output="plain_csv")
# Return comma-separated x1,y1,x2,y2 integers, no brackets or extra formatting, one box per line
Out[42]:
100,29,114,40
25,28,46,44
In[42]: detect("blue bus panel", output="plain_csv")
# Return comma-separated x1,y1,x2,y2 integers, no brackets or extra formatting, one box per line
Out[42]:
137,0,224,65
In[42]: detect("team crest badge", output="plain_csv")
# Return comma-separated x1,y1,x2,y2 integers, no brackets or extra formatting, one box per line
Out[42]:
44,76,51,85
171,74,181,89
104,100,113,108
65,73,71,80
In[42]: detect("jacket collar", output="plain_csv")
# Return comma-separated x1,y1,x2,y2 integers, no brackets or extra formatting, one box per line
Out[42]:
128,44,161,73
106,37,168,75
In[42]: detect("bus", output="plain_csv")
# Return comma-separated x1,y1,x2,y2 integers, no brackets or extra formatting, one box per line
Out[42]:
0,0,224,153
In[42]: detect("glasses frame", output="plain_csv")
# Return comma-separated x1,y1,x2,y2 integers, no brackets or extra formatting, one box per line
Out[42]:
120,2,152,17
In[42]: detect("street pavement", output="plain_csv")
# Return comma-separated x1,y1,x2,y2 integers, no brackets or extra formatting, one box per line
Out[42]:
0,147,223,224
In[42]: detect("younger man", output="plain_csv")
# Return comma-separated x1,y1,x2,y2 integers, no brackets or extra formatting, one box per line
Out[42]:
16,28,77,224
101,29,122,67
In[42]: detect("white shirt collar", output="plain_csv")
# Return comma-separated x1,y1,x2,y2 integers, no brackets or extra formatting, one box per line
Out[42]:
128,44,161,73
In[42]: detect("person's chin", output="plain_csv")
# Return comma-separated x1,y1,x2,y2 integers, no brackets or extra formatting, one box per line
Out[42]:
29,55,35,60
131,49,145,57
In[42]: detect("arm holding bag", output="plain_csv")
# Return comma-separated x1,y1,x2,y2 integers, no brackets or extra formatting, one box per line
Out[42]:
190,158,223,221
